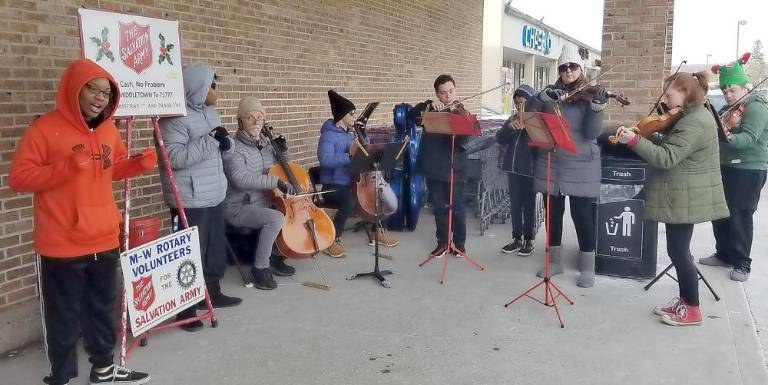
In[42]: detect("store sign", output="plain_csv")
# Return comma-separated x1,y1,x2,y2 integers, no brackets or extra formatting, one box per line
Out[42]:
521,25,552,55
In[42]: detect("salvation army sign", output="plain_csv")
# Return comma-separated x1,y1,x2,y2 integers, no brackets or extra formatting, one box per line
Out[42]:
120,227,204,337
78,8,186,117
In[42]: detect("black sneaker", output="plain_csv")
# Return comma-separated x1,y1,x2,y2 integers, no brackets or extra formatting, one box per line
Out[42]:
89,364,150,384
177,307,203,332
207,281,242,308
452,244,466,257
501,239,523,254
429,244,448,258
517,240,535,256
43,375,72,385
251,266,278,290
270,255,295,277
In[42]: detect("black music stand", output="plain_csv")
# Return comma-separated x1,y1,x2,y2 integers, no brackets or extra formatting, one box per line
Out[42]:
503,111,577,328
643,261,721,301
417,112,484,284
346,141,406,288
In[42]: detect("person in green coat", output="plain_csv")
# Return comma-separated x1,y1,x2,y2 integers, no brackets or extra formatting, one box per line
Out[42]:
699,53,768,282
615,71,729,327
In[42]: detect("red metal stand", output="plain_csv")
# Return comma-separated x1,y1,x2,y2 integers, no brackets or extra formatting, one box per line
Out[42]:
119,117,218,364
503,151,573,327
419,134,484,284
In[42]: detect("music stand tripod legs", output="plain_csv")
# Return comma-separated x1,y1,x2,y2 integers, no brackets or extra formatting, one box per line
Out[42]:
348,161,393,288
643,261,721,301
419,134,484,284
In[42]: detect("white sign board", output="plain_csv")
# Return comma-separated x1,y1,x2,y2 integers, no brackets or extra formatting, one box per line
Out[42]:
120,227,204,337
78,8,186,117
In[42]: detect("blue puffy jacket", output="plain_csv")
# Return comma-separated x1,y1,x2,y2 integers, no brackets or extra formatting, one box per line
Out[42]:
317,119,358,186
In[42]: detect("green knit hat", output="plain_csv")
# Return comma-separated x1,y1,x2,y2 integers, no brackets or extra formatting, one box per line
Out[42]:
712,52,751,87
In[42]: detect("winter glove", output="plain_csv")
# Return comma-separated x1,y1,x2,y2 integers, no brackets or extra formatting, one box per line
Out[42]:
209,126,231,151
136,148,158,169
277,180,296,195
544,87,567,101
272,134,288,153
592,88,609,104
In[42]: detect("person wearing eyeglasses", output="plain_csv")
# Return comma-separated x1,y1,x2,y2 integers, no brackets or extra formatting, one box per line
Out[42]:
10,59,154,385
158,64,242,332
700,55,768,282
222,96,295,289
527,44,608,288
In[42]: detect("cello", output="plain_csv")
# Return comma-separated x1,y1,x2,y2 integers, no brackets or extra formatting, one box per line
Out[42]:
351,103,398,221
262,124,336,259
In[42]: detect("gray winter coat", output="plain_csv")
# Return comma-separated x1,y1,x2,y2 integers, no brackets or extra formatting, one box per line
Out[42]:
157,64,228,208
528,89,605,198
223,131,282,210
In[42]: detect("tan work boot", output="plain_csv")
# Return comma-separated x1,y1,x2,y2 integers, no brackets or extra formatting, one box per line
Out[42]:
368,228,399,247
324,239,347,258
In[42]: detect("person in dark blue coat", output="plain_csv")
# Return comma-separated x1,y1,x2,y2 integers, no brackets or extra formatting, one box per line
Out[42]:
496,84,537,256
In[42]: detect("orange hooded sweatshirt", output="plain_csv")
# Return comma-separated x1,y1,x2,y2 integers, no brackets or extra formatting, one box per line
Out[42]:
9,59,157,258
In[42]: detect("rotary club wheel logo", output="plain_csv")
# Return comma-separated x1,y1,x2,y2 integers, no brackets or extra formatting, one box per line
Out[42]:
176,259,197,289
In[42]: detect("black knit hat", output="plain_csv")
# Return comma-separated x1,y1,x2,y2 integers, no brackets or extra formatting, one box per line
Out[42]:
328,89,356,123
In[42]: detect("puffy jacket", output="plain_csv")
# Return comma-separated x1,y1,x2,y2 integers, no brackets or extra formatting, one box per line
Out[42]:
223,130,282,209
720,95,768,170
317,119,358,186
9,59,156,257
157,64,227,208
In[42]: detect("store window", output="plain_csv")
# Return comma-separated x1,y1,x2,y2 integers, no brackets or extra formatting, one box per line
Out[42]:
514,62,525,89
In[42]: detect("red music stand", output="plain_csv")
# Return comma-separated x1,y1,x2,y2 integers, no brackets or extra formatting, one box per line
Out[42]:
503,111,577,327
418,112,484,284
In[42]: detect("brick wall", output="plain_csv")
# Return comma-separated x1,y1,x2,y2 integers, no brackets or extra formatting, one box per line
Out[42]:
601,0,674,130
0,0,483,319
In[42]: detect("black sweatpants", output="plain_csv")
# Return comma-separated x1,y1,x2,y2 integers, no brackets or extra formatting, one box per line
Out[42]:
545,194,596,252
38,249,120,384
666,223,698,306
171,203,227,283
507,173,537,240
426,178,466,247
712,167,767,272
322,184,355,238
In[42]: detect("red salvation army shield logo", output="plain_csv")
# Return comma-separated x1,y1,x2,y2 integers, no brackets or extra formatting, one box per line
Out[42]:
118,21,153,74
132,275,156,312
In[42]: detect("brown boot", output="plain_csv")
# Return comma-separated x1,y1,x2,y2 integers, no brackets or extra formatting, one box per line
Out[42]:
324,238,347,258
368,228,399,247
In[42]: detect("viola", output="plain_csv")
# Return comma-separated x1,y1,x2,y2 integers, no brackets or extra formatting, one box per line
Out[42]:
723,103,746,134
262,124,335,259
608,107,684,144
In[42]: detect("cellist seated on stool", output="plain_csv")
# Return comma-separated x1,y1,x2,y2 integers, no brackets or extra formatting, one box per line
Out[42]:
318,90,398,258
222,96,296,290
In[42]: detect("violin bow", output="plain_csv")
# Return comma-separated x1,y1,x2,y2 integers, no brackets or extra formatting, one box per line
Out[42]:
438,81,511,112
648,59,686,116
563,64,623,100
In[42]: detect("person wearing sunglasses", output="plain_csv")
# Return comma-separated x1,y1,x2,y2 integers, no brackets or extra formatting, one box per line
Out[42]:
527,44,608,288
158,64,242,332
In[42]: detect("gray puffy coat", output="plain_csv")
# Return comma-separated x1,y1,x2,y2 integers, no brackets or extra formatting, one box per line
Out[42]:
158,64,228,208
528,88,605,198
223,130,282,210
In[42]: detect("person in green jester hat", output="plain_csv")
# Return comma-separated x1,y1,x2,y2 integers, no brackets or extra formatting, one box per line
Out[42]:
699,53,768,282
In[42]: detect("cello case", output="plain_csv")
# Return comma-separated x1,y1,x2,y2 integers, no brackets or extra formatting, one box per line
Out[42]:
386,103,425,231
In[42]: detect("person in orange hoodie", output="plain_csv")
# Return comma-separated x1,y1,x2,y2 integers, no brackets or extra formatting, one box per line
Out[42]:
10,59,155,385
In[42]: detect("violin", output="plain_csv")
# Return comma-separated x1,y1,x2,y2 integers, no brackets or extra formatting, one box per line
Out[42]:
608,107,684,144
565,85,630,106
262,124,335,258
722,103,746,134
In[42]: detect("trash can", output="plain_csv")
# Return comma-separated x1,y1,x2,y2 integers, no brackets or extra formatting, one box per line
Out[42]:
595,141,658,278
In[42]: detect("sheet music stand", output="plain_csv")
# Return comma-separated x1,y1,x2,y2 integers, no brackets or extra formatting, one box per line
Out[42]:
417,112,485,284
346,141,406,288
503,111,576,327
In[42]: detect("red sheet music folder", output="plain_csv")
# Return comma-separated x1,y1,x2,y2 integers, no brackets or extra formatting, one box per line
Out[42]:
421,112,481,136
521,112,579,154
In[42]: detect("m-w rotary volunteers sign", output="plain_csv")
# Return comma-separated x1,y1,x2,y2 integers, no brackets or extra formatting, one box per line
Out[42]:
78,8,186,117
120,227,204,337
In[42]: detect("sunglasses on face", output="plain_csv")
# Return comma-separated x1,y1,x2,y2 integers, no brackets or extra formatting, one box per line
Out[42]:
558,63,581,73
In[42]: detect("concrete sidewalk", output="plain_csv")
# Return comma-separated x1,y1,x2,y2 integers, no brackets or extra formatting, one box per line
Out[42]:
1,209,767,385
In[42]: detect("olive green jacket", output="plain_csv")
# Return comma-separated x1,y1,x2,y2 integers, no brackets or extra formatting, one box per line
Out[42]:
631,104,729,224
